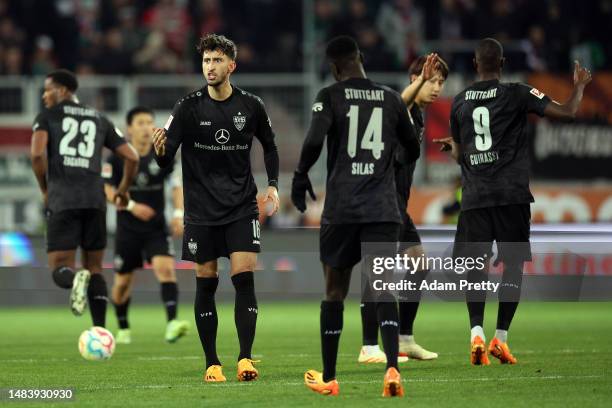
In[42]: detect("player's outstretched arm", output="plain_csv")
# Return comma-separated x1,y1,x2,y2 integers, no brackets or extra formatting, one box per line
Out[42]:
114,143,139,207
432,137,460,162
400,53,438,107
30,129,48,205
291,91,331,212
543,60,592,121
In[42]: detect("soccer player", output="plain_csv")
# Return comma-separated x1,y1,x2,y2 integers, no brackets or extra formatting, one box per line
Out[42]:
434,38,592,365
359,53,446,363
151,34,280,383
103,106,190,344
30,69,139,328
292,36,420,397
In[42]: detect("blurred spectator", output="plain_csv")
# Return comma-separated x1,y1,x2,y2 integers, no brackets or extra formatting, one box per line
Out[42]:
94,28,133,74
376,0,425,68
142,0,191,57
3,46,23,75
522,26,548,72
0,0,608,76
31,36,57,75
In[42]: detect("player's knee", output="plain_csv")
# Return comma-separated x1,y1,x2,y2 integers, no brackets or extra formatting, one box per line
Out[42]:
195,262,218,278
155,266,175,282
325,286,347,302
51,266,75,289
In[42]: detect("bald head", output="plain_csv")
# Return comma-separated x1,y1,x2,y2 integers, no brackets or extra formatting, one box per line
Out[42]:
475,38,504,75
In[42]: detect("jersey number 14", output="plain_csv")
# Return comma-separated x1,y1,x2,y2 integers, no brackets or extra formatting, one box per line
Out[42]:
346,105,384,159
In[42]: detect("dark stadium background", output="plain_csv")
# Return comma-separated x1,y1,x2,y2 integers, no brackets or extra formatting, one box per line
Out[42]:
1,0,611,302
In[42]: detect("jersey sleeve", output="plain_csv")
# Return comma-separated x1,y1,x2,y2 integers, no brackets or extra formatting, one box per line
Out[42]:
32,111,50,133
395,94,420,164
296,88,333,173
253,98,279,188
450,98,461,144
517,83,551,116
157,101,185,167
102,116,127,150
102,155,121,187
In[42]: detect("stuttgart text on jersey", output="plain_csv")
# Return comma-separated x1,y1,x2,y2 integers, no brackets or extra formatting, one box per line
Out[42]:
468,87,500,167
61,105,99,170
345,87,385,175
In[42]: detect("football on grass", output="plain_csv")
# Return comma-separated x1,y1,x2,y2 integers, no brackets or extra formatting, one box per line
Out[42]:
78,326,115,361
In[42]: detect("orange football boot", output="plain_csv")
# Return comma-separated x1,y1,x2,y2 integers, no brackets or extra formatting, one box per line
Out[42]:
488,338,517,364
471,336,490,366
382,367,404,397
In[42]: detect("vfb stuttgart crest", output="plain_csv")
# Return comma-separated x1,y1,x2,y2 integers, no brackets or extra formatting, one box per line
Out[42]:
188,239,198,255
233,112,246,131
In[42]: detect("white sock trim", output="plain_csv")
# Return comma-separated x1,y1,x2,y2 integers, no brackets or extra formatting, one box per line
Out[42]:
470,325,485,342
495,329,508,343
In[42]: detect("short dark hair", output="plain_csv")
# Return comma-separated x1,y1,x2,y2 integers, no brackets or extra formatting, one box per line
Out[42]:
409,55,449,79
475,38,504,73
126,106,154,125
46,69,78,92
326,35,360,62
196,33,237,60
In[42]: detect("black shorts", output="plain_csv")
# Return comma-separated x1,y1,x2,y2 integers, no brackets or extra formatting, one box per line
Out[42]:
454,204,531,264
182,215,261,264
114,230,175,273
399,214,422,252
46,208,106,252
320,223,400,269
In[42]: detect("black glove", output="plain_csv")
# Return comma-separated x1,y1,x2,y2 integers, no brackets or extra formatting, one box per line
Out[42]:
291,170,316,212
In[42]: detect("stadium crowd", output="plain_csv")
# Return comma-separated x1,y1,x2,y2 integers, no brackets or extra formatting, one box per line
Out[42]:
0,0,610,76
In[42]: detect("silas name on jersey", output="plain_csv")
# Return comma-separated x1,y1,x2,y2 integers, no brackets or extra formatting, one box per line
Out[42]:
352,161,375,175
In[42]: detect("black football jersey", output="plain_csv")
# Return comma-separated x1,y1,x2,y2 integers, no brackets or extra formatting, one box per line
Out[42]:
104,150,173,234
395,104,424,220
32,100,126,212
156,85,277,226
300,78,420,224
450,79,551,211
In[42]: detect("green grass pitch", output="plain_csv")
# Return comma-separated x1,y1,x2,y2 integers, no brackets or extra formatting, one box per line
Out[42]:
1,302,610,407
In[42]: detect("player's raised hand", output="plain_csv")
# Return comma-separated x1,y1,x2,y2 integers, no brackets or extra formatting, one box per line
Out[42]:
264,186,280,216
291,171,316,213
573,60,592,86
420,53,438,81
152,127,167,156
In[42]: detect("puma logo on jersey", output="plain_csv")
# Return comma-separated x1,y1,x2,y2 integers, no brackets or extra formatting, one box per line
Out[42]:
352,162,374,175
530,87,546,99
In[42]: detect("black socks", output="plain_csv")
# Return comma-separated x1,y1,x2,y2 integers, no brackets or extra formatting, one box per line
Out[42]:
114,297,130,329
88,273,108,327
161,282,178,321
360,302,378,346
321,301,343,382
195,277,221,368
231,272,258,361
